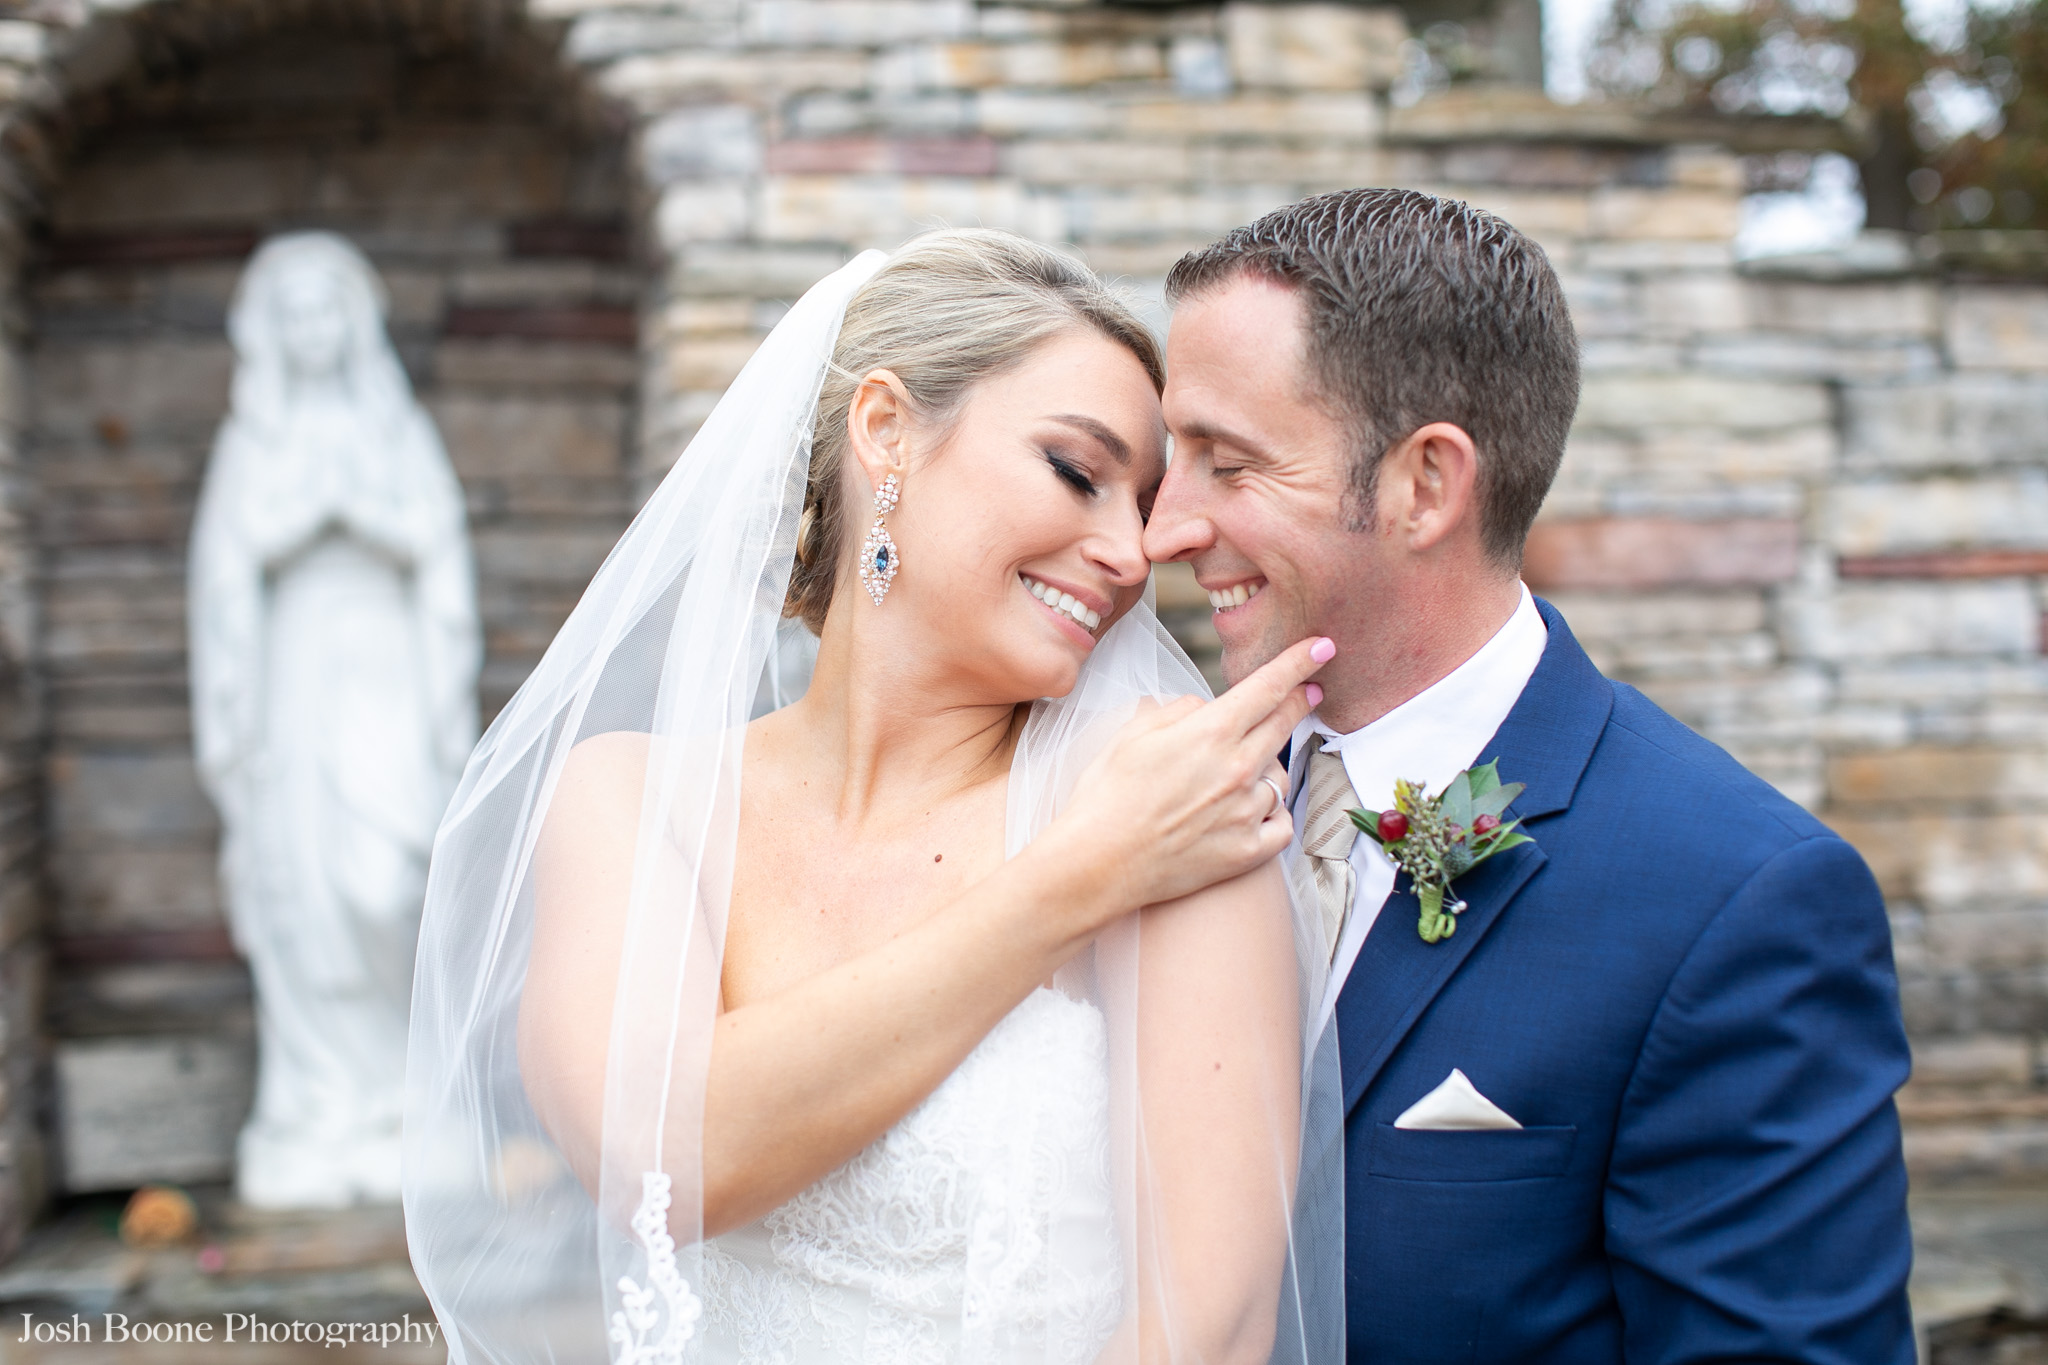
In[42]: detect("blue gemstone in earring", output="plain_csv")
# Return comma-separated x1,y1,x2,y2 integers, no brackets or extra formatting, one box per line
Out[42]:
858,475,901,605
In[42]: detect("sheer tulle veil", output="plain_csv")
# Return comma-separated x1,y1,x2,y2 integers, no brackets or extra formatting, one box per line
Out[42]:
403,245,1345,1362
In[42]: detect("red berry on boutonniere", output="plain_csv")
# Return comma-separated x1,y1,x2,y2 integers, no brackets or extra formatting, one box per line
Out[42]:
1473,813,1500,836
1377,811,1409,842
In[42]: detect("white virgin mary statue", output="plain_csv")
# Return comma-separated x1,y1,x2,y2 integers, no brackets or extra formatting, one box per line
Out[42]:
190,232,481,1208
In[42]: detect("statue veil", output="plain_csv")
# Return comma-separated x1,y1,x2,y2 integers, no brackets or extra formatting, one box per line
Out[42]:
403,247,1345,1362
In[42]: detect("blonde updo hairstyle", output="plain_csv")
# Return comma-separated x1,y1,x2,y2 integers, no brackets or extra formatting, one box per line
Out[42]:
784,229,1165,634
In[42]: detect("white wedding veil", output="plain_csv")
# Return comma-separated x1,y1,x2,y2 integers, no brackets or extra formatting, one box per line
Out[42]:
404,243,1344,1363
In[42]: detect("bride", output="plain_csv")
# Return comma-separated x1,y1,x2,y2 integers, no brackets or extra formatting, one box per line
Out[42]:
404,230,1345,1364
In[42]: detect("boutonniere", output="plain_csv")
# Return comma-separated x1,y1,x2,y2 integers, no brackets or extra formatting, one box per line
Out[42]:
1351,760,1534,944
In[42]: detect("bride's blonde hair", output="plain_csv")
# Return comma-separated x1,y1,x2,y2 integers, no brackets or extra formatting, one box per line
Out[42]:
784,228,1165,633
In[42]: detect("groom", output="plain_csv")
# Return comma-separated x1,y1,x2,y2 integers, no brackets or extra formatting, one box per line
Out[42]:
1145,189,1915,1363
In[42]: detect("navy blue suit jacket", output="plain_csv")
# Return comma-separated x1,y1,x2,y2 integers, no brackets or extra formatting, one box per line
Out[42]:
1336,600,1913,1363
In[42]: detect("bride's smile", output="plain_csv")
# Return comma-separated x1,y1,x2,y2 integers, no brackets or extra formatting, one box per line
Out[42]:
1021,573,1106,637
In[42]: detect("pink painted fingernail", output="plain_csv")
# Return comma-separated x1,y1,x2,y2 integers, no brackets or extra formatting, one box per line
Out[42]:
1309,637,1336,663
1305,683,1324,707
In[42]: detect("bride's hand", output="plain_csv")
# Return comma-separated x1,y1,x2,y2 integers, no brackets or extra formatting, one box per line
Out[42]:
1040,636,1332,923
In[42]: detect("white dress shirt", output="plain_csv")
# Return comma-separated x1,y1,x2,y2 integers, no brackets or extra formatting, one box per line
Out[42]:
1290,584,1549,1030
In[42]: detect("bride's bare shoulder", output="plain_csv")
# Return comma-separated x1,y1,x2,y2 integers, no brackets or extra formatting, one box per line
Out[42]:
559,729,653,781
547,718,792,825
541,732,656,851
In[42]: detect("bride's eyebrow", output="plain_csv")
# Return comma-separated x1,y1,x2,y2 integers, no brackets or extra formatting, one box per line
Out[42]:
1044,414,1130,466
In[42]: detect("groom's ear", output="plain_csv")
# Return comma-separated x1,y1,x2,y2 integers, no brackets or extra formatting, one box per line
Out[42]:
1378,421,1481,558
846,367,915,482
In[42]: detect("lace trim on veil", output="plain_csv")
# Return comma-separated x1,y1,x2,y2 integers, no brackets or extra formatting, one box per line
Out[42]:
613,1172,705,1365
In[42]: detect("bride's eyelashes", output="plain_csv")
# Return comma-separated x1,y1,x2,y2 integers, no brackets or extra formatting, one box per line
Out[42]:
1044,450,1099,497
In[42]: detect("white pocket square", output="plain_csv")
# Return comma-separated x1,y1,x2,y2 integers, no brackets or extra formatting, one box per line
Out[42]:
1393,1068,1522,1131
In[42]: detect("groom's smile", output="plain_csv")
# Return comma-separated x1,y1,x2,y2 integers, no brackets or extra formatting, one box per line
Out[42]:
1203,578,1265,612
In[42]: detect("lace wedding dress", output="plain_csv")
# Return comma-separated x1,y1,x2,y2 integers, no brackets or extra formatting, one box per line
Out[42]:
700,988,1123,1365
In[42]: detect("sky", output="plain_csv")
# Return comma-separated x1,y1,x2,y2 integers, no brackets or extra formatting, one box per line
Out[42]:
1536,0,1982,254
1542,0,1613,103
1543,0,1979,96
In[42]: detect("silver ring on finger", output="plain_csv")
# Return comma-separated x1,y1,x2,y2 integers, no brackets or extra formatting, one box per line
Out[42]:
1259,774,1288,818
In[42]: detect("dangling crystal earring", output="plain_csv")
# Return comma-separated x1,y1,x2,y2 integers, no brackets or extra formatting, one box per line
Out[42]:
858,473,901,605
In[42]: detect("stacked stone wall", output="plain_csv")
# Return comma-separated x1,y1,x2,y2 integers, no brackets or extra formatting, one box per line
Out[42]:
0,0,2035,1258
1527,258,2048,1175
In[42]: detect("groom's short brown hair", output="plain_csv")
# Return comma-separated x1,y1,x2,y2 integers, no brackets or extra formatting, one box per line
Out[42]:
1166,188,1579,570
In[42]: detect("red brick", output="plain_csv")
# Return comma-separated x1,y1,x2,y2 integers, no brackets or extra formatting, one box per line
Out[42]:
52,927,238,965
508,217,630,261
44,226,260,268
765,136,1000,176
1522,517,1800,591
1838,549,2048,580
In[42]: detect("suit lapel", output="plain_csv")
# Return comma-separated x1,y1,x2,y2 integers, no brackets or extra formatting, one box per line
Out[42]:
1334,599,1613,1117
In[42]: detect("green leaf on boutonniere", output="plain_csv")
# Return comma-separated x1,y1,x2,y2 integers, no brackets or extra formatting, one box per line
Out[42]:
1471,784,1519,823
1347,759,1536,944
1440,779,1474,833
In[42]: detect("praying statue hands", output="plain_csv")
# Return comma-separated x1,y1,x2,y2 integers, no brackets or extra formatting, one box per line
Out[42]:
242,425,410,565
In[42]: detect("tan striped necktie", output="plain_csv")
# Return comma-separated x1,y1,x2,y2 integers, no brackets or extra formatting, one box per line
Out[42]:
1300,733,1360,966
